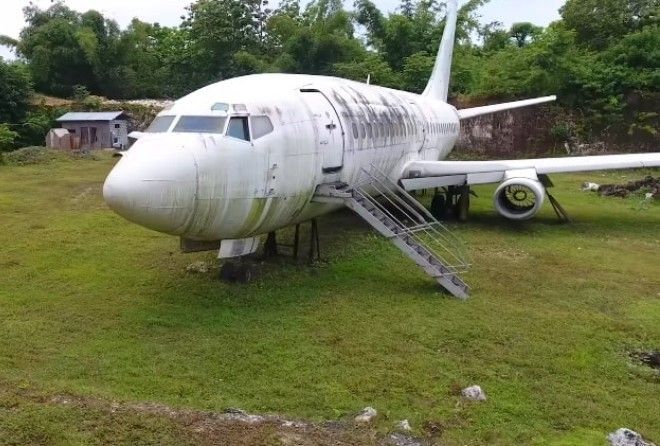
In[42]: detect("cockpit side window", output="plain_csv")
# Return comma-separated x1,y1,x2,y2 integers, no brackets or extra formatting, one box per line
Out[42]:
173,116,227,134
227,117,250,141
146,116,175,133
251,116,274,140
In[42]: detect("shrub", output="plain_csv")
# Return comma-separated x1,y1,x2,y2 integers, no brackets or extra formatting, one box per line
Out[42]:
2,147,57,166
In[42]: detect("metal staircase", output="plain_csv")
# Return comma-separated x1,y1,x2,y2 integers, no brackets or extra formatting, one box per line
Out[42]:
314,166,471,299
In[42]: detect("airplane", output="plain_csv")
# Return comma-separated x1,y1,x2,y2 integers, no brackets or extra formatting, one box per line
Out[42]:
103,0,660,299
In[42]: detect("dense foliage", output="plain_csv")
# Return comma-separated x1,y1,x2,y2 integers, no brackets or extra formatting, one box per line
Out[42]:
0,0,657,150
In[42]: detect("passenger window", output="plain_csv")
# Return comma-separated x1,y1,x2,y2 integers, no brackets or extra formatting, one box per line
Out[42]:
352,123,359,139
366,123,373,138
251,116,274,140
227,117,250,141
174,116,226,134
360,123,366,139
146,116,175,133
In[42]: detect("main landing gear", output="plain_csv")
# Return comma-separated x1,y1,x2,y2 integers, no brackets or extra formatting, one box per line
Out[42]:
430,185,473,222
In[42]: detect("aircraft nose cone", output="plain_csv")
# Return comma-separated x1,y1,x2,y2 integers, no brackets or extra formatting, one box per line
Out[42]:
103,147,198,235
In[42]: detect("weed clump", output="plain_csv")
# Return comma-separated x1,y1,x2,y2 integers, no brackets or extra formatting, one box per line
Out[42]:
2,147,58,166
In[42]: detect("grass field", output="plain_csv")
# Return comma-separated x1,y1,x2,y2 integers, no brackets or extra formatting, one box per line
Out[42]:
0,152,658,445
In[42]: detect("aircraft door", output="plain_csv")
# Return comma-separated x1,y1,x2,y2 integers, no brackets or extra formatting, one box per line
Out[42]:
301,91,344,172
408,102,427,153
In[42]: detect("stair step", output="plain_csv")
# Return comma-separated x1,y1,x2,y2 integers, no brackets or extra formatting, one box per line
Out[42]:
345,169,470,300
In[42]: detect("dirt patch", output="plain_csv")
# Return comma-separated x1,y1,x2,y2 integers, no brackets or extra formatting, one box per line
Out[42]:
630,351,660,370
598,177,658,198
32,392,430,446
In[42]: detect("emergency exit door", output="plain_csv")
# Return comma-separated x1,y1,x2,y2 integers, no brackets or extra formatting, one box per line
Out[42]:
301,90,344,172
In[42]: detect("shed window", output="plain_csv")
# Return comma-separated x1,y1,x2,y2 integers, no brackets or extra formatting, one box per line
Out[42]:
174,116,227,134
146,116,175,133
227,117,250,141
251,116,274,140
114,123,121,129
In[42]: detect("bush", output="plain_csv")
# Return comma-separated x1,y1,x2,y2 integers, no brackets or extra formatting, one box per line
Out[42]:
0,124,19,151
2,147,58,166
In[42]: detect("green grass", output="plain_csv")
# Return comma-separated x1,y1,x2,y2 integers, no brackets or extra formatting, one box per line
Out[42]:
0,153,658,445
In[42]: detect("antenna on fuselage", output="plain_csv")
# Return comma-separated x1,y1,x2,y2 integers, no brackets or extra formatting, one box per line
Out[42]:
422,0,458,102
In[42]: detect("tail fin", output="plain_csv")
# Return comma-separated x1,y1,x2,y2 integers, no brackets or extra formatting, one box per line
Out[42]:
422,0,458,102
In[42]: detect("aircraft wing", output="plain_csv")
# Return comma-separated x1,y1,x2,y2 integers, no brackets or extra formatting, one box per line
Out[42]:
400,153,660,191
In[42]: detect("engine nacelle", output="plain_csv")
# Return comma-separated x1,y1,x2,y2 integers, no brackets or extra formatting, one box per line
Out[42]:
493,175,545,220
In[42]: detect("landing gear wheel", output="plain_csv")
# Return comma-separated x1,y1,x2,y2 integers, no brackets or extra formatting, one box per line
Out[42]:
220,262,256,283
236,263,255,284
220,262,237,282
431,194,447,219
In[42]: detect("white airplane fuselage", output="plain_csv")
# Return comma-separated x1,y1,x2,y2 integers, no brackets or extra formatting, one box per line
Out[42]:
104,73,461,241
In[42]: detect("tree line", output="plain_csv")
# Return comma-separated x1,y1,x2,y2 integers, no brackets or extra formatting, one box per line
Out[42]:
0,0,657,151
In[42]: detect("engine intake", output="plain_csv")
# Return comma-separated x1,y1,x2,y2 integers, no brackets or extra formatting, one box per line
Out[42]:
494,177,545,220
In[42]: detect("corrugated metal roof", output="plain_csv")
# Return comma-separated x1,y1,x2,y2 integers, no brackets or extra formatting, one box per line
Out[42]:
56,111,126,122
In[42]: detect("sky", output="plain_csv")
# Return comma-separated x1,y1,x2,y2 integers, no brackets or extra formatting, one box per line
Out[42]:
0,0,566,60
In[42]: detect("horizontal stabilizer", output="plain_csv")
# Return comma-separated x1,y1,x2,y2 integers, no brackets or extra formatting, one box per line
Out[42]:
458,96,557,120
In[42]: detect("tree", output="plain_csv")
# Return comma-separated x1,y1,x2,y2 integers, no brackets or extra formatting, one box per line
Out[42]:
0,124,19,152
560,0,658,50
509,22,543,47
181,0,268,84
269,0,365,75
17,2,97,96
0,61,33,124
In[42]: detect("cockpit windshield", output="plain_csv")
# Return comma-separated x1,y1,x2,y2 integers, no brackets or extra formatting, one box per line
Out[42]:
173,116,227,134
146,116,175,133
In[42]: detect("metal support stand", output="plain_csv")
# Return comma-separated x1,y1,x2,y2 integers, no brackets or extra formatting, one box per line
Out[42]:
547,191,571,223
308,218,321,262
264,232,278,257
539,174,570,223
258,220,320,264
293,224,301,259
457,186,471,222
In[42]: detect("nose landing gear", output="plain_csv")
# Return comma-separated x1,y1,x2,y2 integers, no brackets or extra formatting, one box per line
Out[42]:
219,261,257,284
218,218,323,284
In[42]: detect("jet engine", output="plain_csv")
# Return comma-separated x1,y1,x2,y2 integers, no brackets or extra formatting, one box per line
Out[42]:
493,176,545,220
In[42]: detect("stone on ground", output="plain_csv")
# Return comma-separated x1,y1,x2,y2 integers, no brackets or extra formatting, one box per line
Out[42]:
354,407,377,424
461,385,487,401
608,428,656,446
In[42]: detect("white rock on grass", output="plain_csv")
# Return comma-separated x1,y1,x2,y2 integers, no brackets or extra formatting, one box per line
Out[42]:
582,182,601,192
461,385,487,402
608,428,656,446
354,407,377,424
396,419,412,432
186,261,210,274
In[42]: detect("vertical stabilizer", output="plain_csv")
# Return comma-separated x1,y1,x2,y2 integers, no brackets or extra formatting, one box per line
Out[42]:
422,0,458,102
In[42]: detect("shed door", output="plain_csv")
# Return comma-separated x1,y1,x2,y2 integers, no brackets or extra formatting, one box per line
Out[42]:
301,90,344,172
80,127,89,148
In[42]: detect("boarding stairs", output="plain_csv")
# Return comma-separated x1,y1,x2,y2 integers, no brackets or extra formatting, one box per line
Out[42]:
314,166,471,299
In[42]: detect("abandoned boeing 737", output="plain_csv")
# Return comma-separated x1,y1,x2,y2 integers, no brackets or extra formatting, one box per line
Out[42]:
103,0,660,299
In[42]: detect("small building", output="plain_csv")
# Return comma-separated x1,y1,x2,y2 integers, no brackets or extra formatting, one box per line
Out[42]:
45,128,72,150
56,112,130,150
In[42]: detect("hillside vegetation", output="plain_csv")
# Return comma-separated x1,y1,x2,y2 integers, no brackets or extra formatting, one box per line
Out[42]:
0,0,658,152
